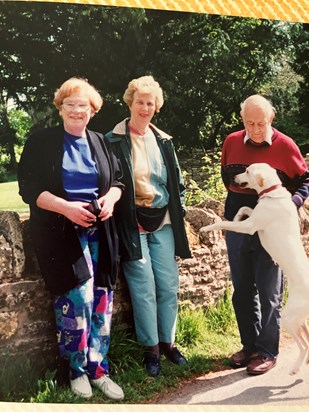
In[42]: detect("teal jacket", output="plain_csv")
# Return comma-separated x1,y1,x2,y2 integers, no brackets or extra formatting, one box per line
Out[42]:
105,118,191,261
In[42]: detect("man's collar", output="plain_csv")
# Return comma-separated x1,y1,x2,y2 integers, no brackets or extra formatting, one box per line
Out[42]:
244,126,273,146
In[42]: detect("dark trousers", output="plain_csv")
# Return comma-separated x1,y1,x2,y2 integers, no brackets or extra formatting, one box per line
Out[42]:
225,231,284,358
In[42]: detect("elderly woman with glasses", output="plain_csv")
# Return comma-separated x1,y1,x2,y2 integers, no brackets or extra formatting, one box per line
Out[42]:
18,77,124,400
105,75,191,377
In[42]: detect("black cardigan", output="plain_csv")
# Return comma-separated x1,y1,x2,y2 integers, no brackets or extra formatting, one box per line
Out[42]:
18,125,124,295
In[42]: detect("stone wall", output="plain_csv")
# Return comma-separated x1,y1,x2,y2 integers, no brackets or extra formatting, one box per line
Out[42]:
0,205,231,371
0,212,57,366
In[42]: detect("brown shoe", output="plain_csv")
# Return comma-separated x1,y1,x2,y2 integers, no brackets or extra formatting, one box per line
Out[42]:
246,355,277,375
229,350,258,368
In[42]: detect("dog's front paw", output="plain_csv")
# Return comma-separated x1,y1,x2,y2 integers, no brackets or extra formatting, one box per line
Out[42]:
234,206,253,222
203,224,216,232
235,214,250,222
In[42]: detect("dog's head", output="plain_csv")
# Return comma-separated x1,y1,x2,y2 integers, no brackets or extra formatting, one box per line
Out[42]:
234,163,281,193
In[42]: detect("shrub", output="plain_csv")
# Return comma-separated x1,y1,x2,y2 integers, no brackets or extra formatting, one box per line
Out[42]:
201,150,226,202
183,171,208,206
184,150,226,206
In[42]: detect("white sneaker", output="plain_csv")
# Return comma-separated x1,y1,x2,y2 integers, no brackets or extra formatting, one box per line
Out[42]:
70,374,93,398
90,375,124,400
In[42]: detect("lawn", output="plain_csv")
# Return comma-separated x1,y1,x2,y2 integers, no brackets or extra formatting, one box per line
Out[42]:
0,181,29,214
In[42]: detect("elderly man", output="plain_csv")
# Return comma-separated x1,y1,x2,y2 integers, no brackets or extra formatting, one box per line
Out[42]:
221,94,309,375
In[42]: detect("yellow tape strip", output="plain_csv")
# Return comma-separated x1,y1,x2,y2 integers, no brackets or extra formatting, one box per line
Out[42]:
13,0,309,23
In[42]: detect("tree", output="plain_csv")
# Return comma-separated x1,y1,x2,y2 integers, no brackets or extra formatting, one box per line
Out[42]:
259,56,307,149
140,12,294,149
0,1,307,176
0,2,148,172
289,23,309,152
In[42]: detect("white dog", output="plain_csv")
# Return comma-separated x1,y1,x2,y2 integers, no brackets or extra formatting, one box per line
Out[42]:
204,162,309,374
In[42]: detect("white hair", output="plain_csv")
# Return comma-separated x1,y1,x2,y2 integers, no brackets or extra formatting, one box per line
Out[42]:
240,95,276,119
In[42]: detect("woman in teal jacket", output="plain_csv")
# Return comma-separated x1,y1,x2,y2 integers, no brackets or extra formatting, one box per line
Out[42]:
105,75,191,377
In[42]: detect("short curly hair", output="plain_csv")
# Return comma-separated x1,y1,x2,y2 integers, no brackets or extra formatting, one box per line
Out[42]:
123,75,164,113
53,77,103,113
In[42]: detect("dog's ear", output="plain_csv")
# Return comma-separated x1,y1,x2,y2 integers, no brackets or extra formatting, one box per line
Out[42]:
255,172,265,187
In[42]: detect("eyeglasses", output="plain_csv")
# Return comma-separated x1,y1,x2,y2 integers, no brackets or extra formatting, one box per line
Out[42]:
62,102,91,112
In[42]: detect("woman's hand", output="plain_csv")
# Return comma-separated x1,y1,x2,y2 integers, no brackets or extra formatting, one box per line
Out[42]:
65,201,97,227
36,191,96,227
97,187,122,221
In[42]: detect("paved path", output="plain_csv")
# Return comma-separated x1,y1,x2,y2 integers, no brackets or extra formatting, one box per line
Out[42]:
155,337,309,405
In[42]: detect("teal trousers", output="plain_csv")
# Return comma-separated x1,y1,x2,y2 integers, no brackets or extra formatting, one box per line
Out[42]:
123,224,179,346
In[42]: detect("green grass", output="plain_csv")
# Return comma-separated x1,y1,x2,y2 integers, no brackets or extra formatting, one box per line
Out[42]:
0,181,29,214
0,290,240,404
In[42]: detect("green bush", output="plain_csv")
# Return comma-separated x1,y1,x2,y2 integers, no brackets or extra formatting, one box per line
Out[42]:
201,150,226,202
183,171,208,206
184,150,226,206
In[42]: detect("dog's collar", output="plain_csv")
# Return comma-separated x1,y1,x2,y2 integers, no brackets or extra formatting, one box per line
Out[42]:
258,184,282,197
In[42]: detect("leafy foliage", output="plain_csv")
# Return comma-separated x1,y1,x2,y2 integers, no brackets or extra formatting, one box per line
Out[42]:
1,2,308,176
184,150,226,205
289,23,309,153
30,370,59,403
201,151,226,202
146,14,297,148
184,172,209,206
8,109,32,146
